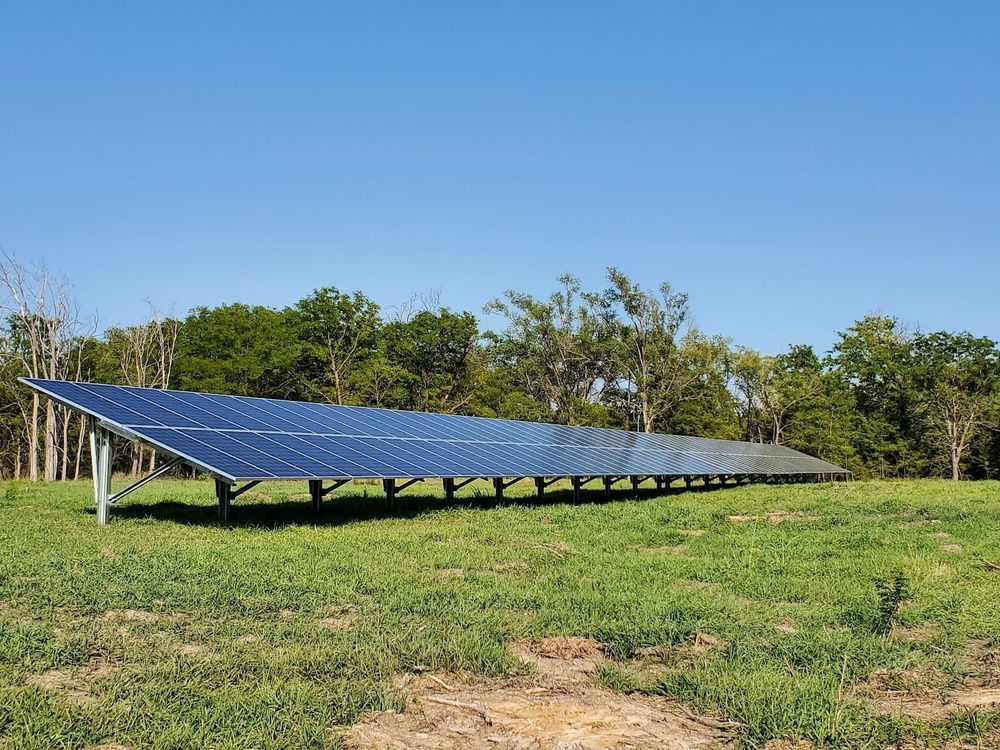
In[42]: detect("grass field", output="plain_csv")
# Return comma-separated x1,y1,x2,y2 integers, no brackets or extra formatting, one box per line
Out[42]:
2,477,1000,749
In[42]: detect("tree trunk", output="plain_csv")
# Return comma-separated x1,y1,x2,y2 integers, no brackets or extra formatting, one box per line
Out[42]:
44,398,58,481
29,393,39,482
60,406,70,481
74,415,86,480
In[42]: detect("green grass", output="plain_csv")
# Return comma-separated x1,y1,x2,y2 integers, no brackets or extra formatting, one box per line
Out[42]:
2,477,1000,748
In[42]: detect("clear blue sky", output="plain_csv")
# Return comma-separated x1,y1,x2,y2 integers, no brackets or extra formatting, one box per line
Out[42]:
2,2,997,354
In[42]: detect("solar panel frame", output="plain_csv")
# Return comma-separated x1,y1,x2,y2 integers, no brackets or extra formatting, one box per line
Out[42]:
20,378,851,484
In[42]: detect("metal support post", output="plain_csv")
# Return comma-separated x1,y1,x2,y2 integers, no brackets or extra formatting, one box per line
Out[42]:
383,479,396,509
307,479,348,511
88,417,99,503
534,477,558,499
572,476,582,503
603,475,612,497
684,475,692,489
90,421,113,525
215,478,232,521
631,475,639,493
444,477,455,502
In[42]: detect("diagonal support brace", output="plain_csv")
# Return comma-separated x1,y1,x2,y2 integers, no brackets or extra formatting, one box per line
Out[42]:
534,476,562,499
444,477,479,502
309,479,350,510
109,456,184,505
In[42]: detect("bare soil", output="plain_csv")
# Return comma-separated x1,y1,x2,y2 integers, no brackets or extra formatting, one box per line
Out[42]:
103,608,178,623
727,511,818,524
864,641,1000,720
24,658,116,707
345,637,731,750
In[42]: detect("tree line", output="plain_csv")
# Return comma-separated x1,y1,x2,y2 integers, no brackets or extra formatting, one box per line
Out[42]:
1,251,998,482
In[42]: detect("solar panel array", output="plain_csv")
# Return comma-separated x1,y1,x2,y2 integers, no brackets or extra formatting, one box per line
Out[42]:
22,378,849,481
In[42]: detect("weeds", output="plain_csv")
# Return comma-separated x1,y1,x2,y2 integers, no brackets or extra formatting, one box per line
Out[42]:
873,570,909,635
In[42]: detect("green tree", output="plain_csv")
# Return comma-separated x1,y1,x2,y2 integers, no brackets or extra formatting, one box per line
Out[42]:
467,365,554,422
484,274,617,425
383,309,481,413
173,304,303,398
289,287,381,405
912,331,999,480
659,332,738,439
830,316,919,477
601,267,690,432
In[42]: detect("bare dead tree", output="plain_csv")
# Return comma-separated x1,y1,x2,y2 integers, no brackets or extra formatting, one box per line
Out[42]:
389,287,444,323
0,250,88,481
107,302,180,474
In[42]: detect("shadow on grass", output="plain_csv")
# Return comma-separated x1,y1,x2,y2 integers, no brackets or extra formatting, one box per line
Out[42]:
96,482,736,529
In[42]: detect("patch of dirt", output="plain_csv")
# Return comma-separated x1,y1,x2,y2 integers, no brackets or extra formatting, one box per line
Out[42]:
435,568,465,583
533,540,577,557
938,544,963,554
873,688,1000,721
764,741,814,750
678,530,706,537
236,634,259,644
900,519,943,528
967,641,1000,687
865,644,1000,720
775,619,799,635
928,531,952,539
891,731,1000,749
320,616,355,631
690,633,724,656
895,623,943,642
104,609,178,623
514,637,605,683
346,652,731,750
99,548,121,560
866,666,949,694
633,634,727,664
84,745,133,750
178,643,220,660
25,658,116,707
727,511,818,524
633,544,689,555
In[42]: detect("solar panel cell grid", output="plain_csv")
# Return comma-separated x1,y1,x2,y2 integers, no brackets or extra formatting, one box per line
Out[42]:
20,378,850,483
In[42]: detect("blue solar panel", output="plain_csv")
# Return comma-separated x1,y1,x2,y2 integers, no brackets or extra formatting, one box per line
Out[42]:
21,378,850,482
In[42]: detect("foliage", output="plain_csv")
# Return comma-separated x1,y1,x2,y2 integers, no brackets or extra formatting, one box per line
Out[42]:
1,255,999,481
382,309,481,413
289,287,382,405
484,274,617,425
830,316,921,477
173,303,305,399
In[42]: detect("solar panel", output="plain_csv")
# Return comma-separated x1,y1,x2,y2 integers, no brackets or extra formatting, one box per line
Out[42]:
20,378,850,523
